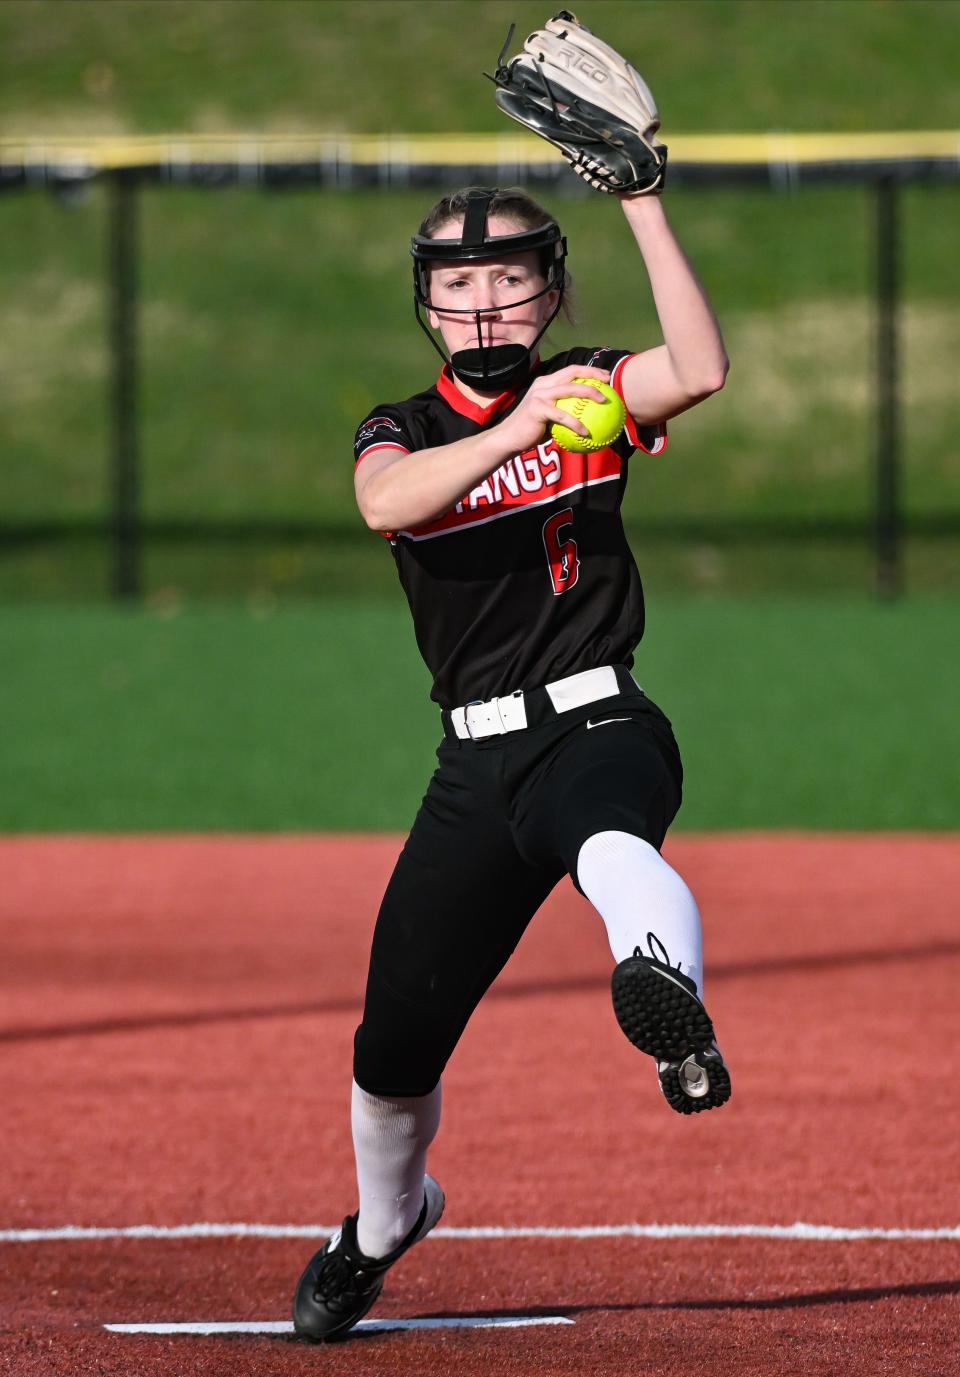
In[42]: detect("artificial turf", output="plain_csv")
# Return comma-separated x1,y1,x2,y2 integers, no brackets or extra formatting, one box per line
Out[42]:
2,596,956,831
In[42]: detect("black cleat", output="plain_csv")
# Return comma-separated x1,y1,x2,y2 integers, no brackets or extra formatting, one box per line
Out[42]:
611,934,731,1115
292,1175,445,1342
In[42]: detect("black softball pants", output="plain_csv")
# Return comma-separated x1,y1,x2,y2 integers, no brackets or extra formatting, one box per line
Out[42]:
352,676,683,1097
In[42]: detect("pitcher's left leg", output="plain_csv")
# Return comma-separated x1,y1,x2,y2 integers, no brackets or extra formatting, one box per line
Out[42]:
515,700,730,1114
576,828,730,1114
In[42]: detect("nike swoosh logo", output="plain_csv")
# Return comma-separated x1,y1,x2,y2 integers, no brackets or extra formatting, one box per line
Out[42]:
586,717,632,729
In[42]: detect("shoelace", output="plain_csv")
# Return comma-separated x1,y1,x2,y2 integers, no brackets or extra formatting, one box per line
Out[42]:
312,1246,364,1311
640,931,680,970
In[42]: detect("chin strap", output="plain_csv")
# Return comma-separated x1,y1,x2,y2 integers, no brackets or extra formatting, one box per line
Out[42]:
449,342,531,390
414,290,564,393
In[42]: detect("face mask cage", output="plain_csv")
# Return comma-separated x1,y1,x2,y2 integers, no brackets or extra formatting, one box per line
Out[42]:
410,190,567,390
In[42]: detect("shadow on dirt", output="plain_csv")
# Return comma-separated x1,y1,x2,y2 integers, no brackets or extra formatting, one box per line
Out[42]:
282,1279,960,1345
413,1277,960,1320
3,939,959,1046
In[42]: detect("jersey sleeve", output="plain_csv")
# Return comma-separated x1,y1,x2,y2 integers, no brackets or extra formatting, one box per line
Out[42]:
353,407,414,466
563,346,668,459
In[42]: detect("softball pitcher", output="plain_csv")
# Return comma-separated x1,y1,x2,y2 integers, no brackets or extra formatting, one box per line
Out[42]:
294,11,731,1341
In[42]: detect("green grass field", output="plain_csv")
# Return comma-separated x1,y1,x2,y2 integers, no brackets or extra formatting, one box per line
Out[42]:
1,5,957,835
2,1,959,599
2,180,958,597
3,1,960,135
3,598,957,831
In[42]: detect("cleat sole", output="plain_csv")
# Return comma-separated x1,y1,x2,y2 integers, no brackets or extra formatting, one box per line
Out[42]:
611,955,731,1115
611,955,715,1061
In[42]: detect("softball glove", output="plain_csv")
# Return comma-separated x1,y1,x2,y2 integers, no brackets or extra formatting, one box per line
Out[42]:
489,9,666,195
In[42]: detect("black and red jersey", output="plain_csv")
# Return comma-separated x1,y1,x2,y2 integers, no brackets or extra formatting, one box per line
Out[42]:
353,346,667,710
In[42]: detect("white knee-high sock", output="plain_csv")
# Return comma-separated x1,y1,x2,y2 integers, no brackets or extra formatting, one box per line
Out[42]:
576,830,704,995
351,1078,442,1259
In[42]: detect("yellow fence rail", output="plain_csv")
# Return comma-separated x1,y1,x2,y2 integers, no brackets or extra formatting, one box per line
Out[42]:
1,130,958,184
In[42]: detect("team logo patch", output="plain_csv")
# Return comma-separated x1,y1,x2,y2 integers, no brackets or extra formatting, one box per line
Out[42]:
356,415,404,449
587,348,616,367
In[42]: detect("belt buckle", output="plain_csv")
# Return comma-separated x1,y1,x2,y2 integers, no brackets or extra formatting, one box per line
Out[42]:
465,696,507,741
464,698,487,741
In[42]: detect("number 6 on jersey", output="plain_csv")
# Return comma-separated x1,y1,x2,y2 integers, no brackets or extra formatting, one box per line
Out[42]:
542,507,580,595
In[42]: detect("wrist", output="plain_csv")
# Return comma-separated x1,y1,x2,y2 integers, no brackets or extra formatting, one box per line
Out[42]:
485,416,527,461
618,191,667,219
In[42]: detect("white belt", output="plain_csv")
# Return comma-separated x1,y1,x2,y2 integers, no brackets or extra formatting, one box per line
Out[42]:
449,665,625,741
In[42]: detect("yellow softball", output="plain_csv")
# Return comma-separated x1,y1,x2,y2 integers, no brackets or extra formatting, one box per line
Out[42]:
551,379,626,453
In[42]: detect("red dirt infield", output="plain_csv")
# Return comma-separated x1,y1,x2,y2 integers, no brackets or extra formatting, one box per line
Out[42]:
1,833,958,1376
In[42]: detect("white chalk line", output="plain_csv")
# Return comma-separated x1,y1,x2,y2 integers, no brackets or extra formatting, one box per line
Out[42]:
105,1317,574,1336
4,1222,960,1243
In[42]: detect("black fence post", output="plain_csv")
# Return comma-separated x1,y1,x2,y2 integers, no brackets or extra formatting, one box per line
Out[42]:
108,171,141,601
874,175,901,600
